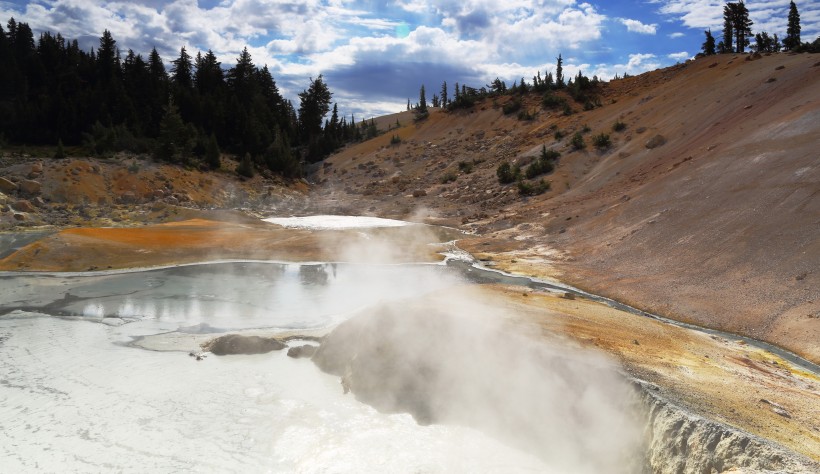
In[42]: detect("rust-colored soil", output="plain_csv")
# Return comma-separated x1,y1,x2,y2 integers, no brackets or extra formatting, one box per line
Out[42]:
490,285,820,462
0,218,446,271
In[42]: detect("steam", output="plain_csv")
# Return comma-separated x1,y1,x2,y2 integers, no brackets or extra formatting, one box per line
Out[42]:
310,214,646,472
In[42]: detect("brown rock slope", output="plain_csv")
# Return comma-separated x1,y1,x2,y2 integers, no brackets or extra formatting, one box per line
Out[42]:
313,53,820,363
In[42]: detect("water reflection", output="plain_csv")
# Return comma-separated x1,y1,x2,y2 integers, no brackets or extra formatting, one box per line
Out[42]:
0,262,462,331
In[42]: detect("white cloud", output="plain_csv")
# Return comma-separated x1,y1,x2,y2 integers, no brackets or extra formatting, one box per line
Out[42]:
590,53,661,81
667,51,690,61
654,0,820,41
620,18,657,34
668,32,685,38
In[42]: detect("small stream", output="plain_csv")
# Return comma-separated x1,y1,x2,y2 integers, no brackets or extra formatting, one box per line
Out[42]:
444,257,820,376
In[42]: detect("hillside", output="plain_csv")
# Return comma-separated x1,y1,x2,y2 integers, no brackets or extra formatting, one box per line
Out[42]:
310,52,820,363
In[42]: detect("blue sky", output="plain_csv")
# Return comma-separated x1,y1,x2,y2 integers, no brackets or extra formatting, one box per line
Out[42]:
1,1,817,118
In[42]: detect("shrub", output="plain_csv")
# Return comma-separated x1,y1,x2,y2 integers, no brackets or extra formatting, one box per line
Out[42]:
496,162,520,184
517,179,550,196
592,132,611,149
525,145,560,178
390,134,401,145
458,161,474,174
441,171,457,184
612,120,626,132
554,130,564,141
541,147,561,162
503,98,522,115
581,124,591,133
562,103,574,116
542,93,566,109
54,139,66,159
525,159,554,179
570,132,585,150
517,109,535,121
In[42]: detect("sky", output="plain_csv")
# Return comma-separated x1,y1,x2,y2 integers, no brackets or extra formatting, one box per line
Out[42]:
1,0,817,118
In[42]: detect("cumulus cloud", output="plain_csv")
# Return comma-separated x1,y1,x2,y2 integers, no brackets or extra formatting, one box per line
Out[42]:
1,0,717,116
620,18,657,34
667,51,690,61
668,32,685,38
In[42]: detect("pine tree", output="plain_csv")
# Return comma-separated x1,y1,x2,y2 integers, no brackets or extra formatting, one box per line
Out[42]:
440,81,448,108
298,75,332,139
171,46,193,90
733,1,753,53
205,133,220,169
415,84,428,119
724,2,753,53
722,5,734,53
784,1,801,51
236,152,254,178
555,54,564,89
96,30,117,84
702,29,716,55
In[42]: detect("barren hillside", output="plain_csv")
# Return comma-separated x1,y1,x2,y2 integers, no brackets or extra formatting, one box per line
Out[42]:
311,53,820,363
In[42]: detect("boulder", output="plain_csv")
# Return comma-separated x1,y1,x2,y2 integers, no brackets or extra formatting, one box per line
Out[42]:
645,134,666,149
202,334,285,355
13,200,37,213
0,177,18,194
31,162,43,173
19,179,41,195
287,344,317,359
32,197,46,207
13,213,26,221
412,189,427,198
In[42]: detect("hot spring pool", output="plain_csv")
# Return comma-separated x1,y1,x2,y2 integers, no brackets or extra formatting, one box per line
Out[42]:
0,261,554,472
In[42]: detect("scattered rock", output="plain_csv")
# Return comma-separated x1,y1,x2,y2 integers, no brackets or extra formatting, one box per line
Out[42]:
645,134,666,149
287,345,317,359
633,339,640,345
121,191,137,204
31,162,43,174
760,399,791,418
202,334,286,355
561,292,576,300
13,213,26,221
775,65,785,70
412,189,427,198
32,197,46,207
0,177,18,194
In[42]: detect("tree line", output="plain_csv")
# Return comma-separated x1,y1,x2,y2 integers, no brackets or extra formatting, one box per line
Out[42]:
0,18,369,177
701,1,815,56
409,53,606,120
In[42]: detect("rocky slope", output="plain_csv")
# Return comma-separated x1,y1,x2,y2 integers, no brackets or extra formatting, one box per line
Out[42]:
309,52,820,364
0,154,308,230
